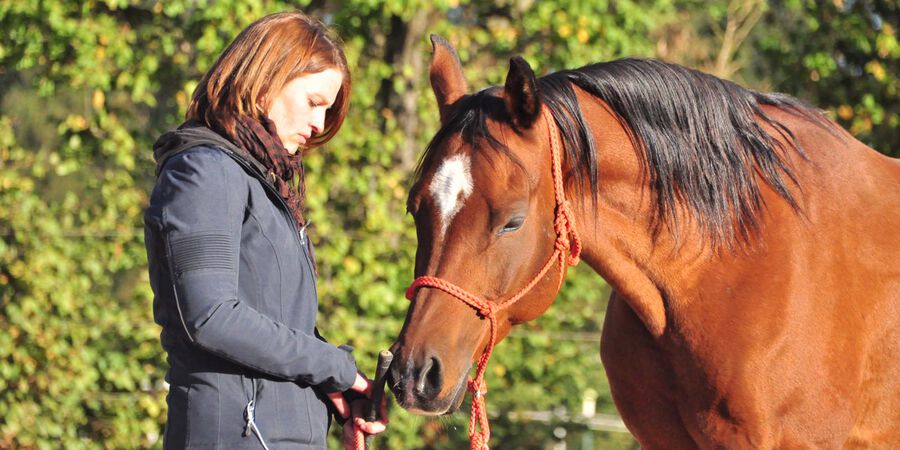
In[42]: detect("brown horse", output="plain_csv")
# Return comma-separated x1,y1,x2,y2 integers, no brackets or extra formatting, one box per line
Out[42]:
390,35,900,449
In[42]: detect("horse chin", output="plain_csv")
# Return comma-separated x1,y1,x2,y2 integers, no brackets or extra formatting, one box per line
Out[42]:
442,375,469,414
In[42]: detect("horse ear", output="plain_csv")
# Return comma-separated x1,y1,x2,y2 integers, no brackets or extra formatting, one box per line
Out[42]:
504,56,541,129
429,35,468,124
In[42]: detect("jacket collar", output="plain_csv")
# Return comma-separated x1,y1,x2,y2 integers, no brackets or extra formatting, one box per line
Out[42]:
153,121,273,185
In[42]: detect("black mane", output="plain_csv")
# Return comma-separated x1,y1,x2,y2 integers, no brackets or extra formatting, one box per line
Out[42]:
417,58,834,246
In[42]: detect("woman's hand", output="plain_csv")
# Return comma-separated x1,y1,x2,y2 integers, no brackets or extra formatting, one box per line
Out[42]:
326,372,388,449
341,397,388,449
327,372,371,418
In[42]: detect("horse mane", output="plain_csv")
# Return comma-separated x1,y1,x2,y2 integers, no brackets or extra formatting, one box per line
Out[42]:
417,58,835,247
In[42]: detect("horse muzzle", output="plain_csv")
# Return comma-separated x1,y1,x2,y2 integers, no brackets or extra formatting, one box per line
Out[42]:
387,346,469,415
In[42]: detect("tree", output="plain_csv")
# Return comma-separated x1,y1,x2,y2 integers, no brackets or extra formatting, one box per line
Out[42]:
750,0,898,156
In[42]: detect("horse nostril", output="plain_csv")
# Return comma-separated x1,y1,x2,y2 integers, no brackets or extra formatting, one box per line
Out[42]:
426,356,443,393
415,356,442,396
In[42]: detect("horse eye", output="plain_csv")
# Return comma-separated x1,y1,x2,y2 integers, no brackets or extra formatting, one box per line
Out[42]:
498,216,525,235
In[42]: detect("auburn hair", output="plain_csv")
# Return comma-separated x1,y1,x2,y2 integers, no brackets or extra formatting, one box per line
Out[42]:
187,11,351,149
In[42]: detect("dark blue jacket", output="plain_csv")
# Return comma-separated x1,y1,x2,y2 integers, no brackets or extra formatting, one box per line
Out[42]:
144,123,356,449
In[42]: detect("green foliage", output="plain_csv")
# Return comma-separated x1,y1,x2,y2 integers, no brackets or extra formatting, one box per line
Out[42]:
2,0,892,449
750,0,898,155
0,1,301,447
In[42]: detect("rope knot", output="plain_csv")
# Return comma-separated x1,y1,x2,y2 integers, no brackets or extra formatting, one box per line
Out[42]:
553,210,568,232
554,237,570,253
556,201,575,229
476,303,494,318
554,201,581,265
467,378,488,397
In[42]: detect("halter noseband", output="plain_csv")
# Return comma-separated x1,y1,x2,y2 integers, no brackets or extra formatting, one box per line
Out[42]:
404,106,581,450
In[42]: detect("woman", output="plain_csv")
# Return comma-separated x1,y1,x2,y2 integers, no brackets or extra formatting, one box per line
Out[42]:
144,11,385,449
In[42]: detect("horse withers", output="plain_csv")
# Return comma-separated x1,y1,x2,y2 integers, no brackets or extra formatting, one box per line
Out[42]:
390,35,900,449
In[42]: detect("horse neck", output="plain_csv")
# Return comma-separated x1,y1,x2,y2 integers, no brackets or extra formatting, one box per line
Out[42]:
562,91,825,340
567,90,666,336
563,91,715,338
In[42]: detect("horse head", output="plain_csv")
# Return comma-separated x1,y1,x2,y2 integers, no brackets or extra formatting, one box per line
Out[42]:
389,36,576,415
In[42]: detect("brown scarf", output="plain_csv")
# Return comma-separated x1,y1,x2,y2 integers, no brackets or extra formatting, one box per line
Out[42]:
217,115,307,231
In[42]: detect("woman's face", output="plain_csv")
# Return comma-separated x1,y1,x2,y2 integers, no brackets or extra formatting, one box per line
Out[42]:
267,68,343,154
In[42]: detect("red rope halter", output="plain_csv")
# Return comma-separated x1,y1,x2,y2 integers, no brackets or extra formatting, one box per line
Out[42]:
404,106,581,450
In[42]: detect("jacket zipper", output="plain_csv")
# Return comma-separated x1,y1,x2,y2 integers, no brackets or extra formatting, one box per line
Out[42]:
163,230,196,343
221,149,321,449
220,150,320,299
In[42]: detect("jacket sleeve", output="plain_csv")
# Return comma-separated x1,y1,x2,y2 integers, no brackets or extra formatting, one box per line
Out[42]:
153,147,356,392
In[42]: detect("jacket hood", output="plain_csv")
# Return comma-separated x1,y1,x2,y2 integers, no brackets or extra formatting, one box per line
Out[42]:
153,121,268,178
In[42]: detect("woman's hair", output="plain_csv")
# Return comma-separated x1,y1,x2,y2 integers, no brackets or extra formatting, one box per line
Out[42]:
187,11,351,149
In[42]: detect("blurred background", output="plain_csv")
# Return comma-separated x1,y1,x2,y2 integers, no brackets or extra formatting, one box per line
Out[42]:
0,0,896,448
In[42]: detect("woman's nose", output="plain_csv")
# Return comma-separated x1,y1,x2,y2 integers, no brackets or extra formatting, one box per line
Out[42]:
311,109,326,135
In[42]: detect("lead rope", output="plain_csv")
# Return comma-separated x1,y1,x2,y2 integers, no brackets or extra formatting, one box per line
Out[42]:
405,107,580,450
354,421,365,450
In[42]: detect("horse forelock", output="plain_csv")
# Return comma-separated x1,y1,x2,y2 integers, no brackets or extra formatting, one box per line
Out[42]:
414,90,526,198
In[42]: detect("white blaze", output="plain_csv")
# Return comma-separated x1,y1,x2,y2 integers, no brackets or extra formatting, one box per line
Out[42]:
430,154,474,236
